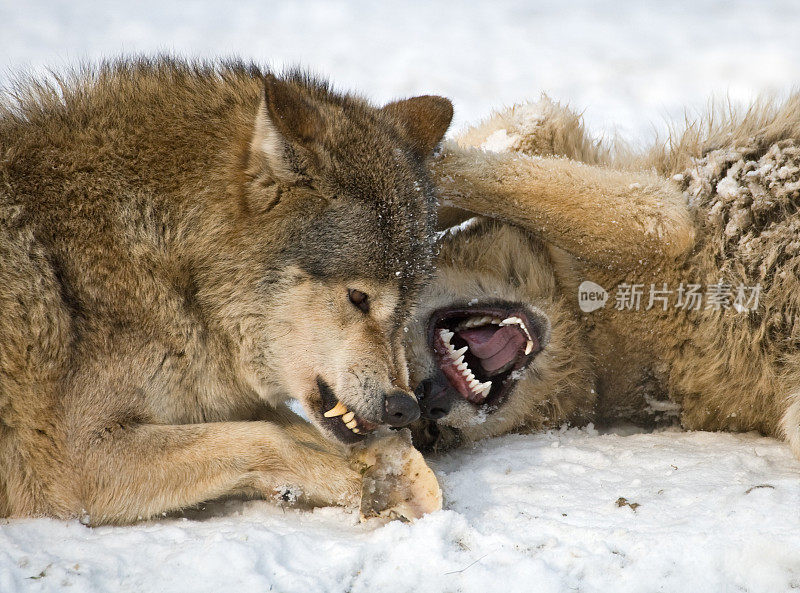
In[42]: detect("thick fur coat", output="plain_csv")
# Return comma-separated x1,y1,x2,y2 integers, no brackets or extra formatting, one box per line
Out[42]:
0,58,452,523
408,94,800,459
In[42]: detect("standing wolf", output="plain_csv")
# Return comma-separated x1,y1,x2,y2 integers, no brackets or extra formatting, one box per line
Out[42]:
408,95,800,459
0,58,452,523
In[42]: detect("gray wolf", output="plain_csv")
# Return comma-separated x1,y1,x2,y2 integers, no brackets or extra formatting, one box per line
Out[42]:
0,57,452,523
407,95,800,459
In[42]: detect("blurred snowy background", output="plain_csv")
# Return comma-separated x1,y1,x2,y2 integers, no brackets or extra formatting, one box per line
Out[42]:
2,0,800,142
2,2,800,592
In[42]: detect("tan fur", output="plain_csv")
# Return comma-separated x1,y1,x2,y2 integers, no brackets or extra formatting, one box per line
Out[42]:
410,95,800,457
405,221,594,448
0,58,452,523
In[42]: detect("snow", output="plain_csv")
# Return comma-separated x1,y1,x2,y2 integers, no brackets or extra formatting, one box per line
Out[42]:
3,1,800,591
2,428,799,592
2,0,800,141
481,129,518,153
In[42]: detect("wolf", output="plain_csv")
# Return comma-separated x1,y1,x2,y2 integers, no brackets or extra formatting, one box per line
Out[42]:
407,94,800,458
0,58,453,523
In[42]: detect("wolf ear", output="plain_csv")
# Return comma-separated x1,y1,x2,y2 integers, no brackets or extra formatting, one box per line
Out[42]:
382,96,454,158
250,74,324,177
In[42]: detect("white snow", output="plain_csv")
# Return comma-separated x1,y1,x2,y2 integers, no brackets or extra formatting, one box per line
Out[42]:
3,1,800,591
2,0,800,141
716,177,742,200
481,129,518,152
2,428,799,592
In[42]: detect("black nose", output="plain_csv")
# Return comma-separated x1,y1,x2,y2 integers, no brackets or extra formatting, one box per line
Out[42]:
417,379,454,420
384,391,420,427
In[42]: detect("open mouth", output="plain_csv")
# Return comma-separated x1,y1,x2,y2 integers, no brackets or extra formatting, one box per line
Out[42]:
427,303,547,409
316,377,379,444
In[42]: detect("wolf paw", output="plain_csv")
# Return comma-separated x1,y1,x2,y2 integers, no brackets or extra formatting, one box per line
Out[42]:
351,430,442,522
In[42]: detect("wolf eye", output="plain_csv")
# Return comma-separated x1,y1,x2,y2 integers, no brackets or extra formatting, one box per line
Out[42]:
348,289,370,313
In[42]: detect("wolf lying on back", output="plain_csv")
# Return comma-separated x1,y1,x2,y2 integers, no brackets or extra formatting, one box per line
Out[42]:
0,58,452,523
408,95,800,457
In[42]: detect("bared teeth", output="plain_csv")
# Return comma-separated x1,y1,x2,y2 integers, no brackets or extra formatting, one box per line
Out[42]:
500,316,536,355
441,312,537,402
321,401,370,435
500,316,532,340
323,401,348,418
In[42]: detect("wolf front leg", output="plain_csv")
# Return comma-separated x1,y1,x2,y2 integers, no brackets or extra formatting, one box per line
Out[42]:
267,407,443,521
432,144,696,268
56,420,361,525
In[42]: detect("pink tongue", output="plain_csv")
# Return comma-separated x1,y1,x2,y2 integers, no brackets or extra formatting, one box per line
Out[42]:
457,325,526,373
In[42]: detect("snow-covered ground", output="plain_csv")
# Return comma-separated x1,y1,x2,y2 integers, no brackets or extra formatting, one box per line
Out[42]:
2,428,799,593
2,1,800,591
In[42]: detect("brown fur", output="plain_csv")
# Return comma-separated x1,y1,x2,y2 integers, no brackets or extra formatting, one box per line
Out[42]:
0,57,452,523
409,95,800,458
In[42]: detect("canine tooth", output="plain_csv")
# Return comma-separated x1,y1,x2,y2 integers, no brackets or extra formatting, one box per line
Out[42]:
500,316,534,341
453,346,468,358
345,419,358,429
455,356,465,366
323,401,348,418
342,411,355,423
479,380,492,394
525,340,534,355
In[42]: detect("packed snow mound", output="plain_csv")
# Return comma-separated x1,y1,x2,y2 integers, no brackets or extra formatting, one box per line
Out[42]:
2,428,799,593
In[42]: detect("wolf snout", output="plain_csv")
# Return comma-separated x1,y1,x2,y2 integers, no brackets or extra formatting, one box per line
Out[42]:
415,378,454,420
383,391,421,427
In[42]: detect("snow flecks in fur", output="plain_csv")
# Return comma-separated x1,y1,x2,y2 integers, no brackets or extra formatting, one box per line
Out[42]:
669,138,800,384
458,97,609,165
680,140,800,280
480,129,517,152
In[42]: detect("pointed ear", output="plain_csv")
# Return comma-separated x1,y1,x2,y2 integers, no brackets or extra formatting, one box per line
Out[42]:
382,95,453,158
249,75,325,178
262,73,324,146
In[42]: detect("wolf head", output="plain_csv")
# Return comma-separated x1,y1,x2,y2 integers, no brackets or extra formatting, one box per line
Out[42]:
404,219,595,450
232,72,452,444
